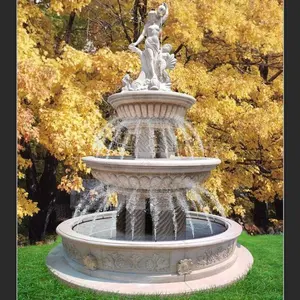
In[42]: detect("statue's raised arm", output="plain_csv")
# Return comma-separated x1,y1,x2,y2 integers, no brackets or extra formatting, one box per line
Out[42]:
158,3,169,24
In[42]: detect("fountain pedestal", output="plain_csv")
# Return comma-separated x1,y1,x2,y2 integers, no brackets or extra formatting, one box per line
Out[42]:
115,192,187,241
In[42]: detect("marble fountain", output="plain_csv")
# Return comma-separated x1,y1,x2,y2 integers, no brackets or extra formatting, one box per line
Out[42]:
46,3,253,295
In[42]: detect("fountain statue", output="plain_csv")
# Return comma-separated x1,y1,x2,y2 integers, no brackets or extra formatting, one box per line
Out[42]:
46,3,253,295
123,3,176,91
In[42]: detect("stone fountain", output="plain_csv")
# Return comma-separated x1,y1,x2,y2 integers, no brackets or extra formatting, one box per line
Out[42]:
47,3,253,295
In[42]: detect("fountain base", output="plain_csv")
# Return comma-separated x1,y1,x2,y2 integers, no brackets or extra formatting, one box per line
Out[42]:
47,243,253,295
47,211,253,295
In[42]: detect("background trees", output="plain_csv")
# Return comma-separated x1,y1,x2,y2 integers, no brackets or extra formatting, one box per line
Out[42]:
17,0,283,242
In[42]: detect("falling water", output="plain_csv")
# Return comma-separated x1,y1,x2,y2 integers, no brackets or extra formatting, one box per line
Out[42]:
193,191,213,235
126,190,138,240
196,185,226,217
147,122,155,158
88,188,112,236
73,197,86,218
94,119,120,156
79,188,106,217
167,192,178,240
175,191,195,238
176,122,195,158
161,128,169,158
105,123,123,158
110,196,124,238
95,119,119,140
183,121,205,156
134,120,142,158
74,182,106,217
206,213,214,235
119,130,131,159
166,126,178,156
150,192,160,241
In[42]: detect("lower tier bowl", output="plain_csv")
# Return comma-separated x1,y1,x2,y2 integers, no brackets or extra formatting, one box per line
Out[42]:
47,211,253,295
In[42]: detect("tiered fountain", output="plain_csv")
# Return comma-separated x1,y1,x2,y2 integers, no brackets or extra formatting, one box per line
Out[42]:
47,3,253,295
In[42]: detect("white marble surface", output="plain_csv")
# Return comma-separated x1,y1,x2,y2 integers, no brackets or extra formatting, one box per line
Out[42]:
82,157,220,174
46,243,253,295
107,91,195,121
82,157,220,191
56,212,241,249
54,211,245,284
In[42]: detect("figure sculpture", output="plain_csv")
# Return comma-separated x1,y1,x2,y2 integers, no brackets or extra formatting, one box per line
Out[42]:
122,3,177,92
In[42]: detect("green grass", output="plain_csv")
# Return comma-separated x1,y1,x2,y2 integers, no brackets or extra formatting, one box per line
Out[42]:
18,232,283,300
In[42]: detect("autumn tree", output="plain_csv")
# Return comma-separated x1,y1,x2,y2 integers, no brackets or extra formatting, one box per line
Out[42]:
17,0,139,242
163,0,283,230
17,0,283,241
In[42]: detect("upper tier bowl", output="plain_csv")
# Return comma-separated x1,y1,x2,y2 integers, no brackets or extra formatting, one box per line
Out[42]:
108,91,195,121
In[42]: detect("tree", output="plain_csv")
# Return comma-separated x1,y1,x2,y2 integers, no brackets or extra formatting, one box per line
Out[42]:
17,0,283,239
17,0,139,241
165,0,283,229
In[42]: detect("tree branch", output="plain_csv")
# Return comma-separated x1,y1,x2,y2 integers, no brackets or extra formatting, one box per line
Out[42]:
267,69,283,84
207,123,230,135
117,0,132,44
174,43,184,56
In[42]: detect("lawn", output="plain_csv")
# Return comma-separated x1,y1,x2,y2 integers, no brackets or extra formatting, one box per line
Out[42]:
18,232,283,300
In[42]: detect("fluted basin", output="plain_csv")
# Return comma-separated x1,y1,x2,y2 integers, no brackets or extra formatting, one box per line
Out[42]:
108,90,195,121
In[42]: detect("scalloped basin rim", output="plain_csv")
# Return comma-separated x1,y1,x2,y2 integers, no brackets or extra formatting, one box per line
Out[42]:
108,90,196,104
82,156,221,168
56,211,242,249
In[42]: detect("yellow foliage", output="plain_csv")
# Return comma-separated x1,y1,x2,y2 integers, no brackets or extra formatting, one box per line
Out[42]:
108,192,118,207
233,205,246,218
17,188,40,223
17,0,283,217
51,0,92,15
58,173,84,193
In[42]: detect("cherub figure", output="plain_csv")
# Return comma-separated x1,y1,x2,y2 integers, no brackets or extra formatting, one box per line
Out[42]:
157,44,177,89
121,74,134,91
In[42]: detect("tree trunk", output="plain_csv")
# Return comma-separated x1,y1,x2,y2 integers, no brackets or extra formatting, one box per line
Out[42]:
54,190,72,225
28,152,58,243
132,0,140,42
274,195,283,220
64,11,76,45
39,152,58,239
21,142,40,203
253,198,269,232
259,56,269,81
20,143,43,243
138,0,147,24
